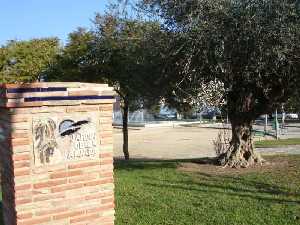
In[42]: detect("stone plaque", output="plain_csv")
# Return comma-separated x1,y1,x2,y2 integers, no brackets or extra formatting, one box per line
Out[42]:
32,113,99,166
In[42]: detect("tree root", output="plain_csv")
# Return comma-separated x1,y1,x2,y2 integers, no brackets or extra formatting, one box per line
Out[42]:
218,145,265,168
218,121,266,168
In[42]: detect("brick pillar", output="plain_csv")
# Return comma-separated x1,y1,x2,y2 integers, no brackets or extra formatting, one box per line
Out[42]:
0,82,115,225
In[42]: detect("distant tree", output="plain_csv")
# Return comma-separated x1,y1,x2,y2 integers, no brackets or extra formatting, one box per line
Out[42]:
0,47,7,73
143,0,300,167
90,12,166,160
167,77,225,115
285,95,300,114
0,38,59,82
46,3,167,160
46,28,99,82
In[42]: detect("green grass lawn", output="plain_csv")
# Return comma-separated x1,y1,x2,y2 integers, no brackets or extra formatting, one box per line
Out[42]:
255,138,300,148
0,155,299,225
115,155,300,225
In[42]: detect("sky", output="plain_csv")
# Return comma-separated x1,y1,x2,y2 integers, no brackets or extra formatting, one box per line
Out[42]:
0,0,111,45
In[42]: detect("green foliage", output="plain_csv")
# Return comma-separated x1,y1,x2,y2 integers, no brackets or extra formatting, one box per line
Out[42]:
90,12,166,109
45,2,168,159
46,28,98,83
143,0,300,120
0,38,59,83
285,96,300,113
48,9,166,110
0,48,7,72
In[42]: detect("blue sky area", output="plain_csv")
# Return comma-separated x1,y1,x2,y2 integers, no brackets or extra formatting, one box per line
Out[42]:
0,0,111,45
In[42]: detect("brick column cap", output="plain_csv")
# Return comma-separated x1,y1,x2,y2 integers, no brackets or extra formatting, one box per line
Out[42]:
0,82,116,108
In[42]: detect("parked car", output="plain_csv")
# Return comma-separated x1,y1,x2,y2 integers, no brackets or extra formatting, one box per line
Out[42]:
286,113,299,119
271,113,283,119
154,113,177,120
200,109,222,120
270,113,299,120
165,114,177,119
257,115,267,120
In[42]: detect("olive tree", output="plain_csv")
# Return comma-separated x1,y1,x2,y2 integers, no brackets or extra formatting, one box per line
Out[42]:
90,13,166,159
143,0,300,167
47,2,166,160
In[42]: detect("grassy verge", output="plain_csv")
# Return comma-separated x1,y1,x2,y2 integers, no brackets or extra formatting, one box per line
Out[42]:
0,156,299,225
255,138,300,148
115,155,300,225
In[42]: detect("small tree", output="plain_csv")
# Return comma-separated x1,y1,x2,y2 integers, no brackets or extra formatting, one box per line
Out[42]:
46,28,99,83
90,13,166,159
285,95,300,114
0,38,59,82
144,0,300,167
47,3,166,160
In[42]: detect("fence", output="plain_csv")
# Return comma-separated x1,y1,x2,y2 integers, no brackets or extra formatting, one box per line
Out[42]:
254,115,300,139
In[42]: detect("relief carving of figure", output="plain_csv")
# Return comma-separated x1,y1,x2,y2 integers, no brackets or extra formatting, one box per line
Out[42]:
33,118,61,165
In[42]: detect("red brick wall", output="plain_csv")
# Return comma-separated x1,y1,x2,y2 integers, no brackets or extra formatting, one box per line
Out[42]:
0,103,115,225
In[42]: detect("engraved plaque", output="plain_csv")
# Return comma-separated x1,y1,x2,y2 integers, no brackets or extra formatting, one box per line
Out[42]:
32,113,99,166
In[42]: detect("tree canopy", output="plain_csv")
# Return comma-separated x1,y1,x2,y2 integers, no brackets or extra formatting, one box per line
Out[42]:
46,5,167,160
0,38,59,83
89,11,167,159
46,28,98,83
143,0,300,167
91,13,166,106
2,0,299,166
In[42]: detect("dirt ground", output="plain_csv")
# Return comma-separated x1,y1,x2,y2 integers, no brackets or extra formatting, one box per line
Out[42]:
113,123,300,160
178,156,290,176
113,126,220,159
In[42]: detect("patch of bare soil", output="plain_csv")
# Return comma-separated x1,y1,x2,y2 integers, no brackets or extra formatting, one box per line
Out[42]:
177,156,291,176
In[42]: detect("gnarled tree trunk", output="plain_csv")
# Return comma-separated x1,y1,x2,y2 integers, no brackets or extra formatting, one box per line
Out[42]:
219,91,265,168
219,120,263,168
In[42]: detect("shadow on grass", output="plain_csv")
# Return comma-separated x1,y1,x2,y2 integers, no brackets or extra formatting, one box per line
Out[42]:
114,159,177,171
115,157,300,205
0,202,3,225
143,174,300,205
114,157,217,171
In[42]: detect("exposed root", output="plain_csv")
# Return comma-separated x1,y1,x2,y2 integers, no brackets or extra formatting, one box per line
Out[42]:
217,120,268,168
218,142,265,168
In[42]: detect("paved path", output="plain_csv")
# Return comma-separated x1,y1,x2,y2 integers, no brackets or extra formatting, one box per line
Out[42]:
113,125,300,160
